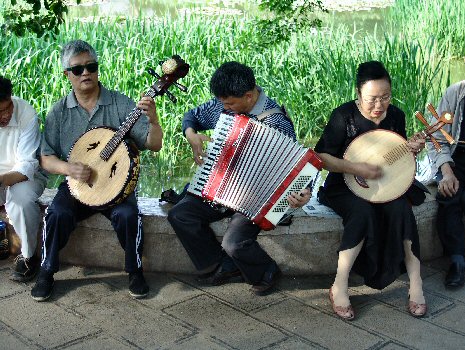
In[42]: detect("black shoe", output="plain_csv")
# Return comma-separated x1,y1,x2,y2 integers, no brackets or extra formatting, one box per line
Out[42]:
129,270,149,299
251,264,281,296
9,254,39,282
31,270,54,302
445,262,465,287
196,265,243,286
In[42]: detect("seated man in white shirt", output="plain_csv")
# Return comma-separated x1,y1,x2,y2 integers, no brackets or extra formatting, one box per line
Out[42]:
0,76,47,281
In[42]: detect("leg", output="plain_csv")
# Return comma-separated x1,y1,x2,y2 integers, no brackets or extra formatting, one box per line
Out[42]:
168,194,229,271
436,183,465,286
404,240,427,316
5,178,45,258
40,182,95,274
103,195,142,273
221,213,269,284
5,178,45,281
32,182,95,301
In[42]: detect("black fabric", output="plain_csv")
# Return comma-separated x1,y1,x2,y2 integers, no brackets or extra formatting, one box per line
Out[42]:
405,179,429,206
168,194,274,284
41,181,143,274
314,101,407,187
315,101,420,290
435,149,465,257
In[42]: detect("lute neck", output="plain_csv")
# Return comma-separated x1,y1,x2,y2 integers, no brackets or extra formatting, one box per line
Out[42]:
100,87,157,161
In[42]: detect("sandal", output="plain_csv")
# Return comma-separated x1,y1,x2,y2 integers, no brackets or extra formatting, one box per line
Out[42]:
329,287,355,321
408,298,427,318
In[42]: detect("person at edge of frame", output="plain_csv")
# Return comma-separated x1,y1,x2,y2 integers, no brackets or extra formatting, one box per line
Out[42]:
426,80,465,288
0,75,47,281
314,60,427,320
30,40,163,302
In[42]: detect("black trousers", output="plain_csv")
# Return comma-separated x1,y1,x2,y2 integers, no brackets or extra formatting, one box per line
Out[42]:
436,150,465,257
41,182,143,274
168,194,274,284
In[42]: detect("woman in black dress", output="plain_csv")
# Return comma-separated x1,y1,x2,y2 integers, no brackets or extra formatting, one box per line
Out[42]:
315,61,427,320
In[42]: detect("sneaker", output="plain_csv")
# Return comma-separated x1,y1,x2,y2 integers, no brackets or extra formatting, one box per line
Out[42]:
31,269,54,302
9,254,39,282
251,263,281,296
129,270,149,299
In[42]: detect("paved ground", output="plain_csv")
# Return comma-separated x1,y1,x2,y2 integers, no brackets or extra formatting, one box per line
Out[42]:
1,257,464,350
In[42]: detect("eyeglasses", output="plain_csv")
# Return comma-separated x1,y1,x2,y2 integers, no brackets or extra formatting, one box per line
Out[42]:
65,62,99,76
361,95,391,106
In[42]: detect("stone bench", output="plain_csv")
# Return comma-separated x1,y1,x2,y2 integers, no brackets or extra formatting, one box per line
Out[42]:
0,186,442,275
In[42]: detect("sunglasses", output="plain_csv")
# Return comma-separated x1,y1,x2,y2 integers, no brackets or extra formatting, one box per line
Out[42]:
65,62,99,76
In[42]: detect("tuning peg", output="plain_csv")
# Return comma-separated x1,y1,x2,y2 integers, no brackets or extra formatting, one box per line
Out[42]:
426,103,455,144
147,67,161,79
173,82,188,92
414,111,441,151
165,90,177,103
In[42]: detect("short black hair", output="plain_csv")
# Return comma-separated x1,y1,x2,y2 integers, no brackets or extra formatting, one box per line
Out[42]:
0,76,13,102
210,61,256,98
356,61,391,91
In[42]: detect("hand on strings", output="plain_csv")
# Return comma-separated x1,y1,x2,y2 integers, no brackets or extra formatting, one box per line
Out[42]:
353,162,383,180
287,188,311,208
186,128,212,165
438,173,459,197
67,162,92,182
138,96,159,125
407,137,425,155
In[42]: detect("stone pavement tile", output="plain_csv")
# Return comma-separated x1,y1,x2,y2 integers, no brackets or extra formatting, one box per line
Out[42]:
265,336,325,349
350,280,453,318
0,294,98,349
162,335,230,350
62,334,134,350
423,272,465,303
174,274,287,312
104,273,204,309
253,298,384,350
278,275,369,312
0,324,38,350
353,302,465,349
428,301,465,334
74,294,193,349
0,266,30,299
163,294,287,350
377,341,411,349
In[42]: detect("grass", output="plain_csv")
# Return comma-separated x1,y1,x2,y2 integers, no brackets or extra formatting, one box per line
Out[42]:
1,0,464,195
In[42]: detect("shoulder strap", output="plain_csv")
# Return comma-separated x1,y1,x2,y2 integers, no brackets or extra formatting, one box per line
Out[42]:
256,107,286,121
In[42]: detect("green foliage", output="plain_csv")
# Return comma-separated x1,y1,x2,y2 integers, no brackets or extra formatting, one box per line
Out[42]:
1,0,80,37
253,0,327,46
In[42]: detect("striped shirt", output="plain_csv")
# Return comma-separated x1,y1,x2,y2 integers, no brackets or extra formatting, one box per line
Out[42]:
182,86,296,141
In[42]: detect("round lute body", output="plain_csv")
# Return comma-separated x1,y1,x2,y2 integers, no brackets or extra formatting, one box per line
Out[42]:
67,127,140,208
343,129,416,203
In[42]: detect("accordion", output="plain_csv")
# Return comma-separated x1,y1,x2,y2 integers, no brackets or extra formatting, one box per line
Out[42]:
187,112,323,230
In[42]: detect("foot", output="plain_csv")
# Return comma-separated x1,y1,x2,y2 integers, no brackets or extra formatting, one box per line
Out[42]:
408,299,427,317
445,262,465,288
251,263,281,296
329,286,354,321
196,265,243,286
129,270,149,299
9,254,39,282
31,269,54,302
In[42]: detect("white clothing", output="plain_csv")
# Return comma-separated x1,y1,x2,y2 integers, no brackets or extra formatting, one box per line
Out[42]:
0,97,45,258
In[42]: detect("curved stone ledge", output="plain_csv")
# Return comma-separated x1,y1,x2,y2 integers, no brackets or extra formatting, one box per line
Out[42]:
1,187,442,275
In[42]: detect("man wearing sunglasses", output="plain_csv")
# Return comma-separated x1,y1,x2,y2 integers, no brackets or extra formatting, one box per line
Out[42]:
0,76,47,281
31,40,163,302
